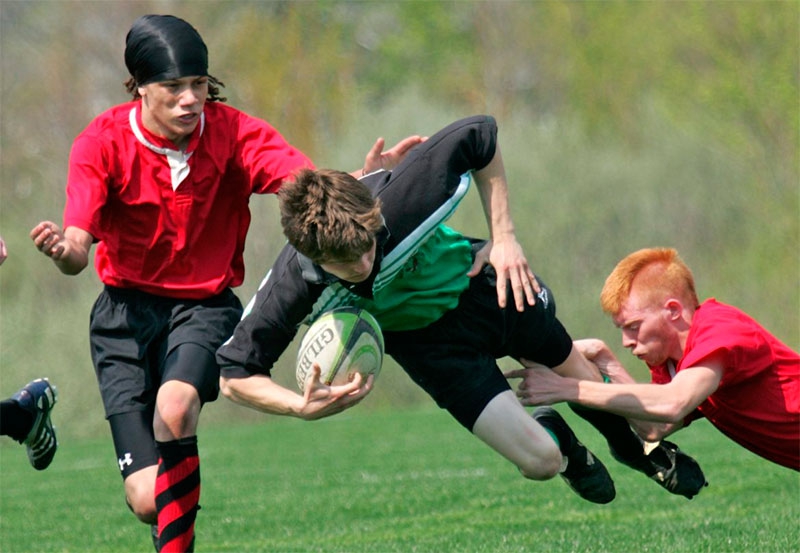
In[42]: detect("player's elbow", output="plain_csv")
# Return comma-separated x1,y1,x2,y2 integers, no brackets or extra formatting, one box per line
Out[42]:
637,425,669,442
573,338,607,360
219,375,235,401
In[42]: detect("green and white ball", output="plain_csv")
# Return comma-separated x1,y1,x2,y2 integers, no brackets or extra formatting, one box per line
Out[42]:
296,307,384,392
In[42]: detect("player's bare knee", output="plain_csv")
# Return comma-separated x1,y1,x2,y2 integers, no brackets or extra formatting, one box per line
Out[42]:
518,446,562,481
155,385,200,438
124,469,157,523
156,399,191,429
126,490,157,524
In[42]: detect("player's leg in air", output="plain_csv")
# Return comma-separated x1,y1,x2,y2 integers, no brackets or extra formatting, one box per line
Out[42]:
387,339,616,504
384,279,617,504
472,388,617,504
544,346,708,499
0,378,58,470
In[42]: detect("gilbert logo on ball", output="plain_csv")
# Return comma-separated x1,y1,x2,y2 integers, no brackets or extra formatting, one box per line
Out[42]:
296,307,384,392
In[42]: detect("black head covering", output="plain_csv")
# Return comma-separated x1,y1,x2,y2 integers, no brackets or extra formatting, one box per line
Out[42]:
124,15,208,85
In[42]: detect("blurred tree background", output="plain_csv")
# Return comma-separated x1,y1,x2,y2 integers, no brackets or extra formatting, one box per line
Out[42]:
1,0,797,440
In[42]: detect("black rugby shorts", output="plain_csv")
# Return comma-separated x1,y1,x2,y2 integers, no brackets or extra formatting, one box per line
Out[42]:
90,286,243,418
385,267,572,431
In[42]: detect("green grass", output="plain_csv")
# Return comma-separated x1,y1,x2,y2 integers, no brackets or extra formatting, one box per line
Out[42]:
1,406,798,553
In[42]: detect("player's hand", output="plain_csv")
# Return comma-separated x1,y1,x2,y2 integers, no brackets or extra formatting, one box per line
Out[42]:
360,135,427,176
0,236,7,266
468,239,540,311
300,363,374,420
29,222,92,275
30,221,68,260
504,362,574,406
574,339,636,384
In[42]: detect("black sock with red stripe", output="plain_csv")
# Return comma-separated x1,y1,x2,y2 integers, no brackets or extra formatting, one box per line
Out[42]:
155,436,200,553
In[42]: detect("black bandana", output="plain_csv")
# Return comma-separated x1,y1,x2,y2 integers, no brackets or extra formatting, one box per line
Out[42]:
124,15,208,85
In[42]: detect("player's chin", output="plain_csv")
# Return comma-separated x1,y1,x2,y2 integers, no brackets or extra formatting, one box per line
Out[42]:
637,353,662,366
171,118,199,135
346,272,370,283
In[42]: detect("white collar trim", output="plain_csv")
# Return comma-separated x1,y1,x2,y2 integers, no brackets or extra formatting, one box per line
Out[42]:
129,107,205,190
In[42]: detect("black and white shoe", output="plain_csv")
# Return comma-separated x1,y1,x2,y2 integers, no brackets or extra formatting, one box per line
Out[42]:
12,378,58,470
611,440,708,499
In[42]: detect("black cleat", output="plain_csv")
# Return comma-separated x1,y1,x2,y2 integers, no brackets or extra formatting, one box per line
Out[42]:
611,440,708,499
534,407,616,504
12,378,58,470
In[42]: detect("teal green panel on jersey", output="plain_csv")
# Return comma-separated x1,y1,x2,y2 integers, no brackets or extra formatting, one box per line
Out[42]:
315,225,473,331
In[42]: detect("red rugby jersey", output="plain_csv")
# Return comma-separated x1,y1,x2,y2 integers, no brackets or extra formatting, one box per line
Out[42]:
64,101,312,299
649,299,799,470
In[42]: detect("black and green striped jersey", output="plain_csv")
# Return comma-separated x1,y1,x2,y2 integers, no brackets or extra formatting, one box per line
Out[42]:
218,115,498,378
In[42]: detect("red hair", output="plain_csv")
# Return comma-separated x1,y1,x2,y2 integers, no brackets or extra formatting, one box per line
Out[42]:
600,248,698,315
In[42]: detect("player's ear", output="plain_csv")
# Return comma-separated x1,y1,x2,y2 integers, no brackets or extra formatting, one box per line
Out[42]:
664,299,683,320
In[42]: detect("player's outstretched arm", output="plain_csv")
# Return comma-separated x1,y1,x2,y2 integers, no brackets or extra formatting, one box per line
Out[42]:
469,146,539,311
219,366,373,421
30,222,92,275
505,359,722,438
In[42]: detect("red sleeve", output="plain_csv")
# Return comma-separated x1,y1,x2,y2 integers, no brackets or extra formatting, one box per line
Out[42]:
232,110,314,194
63,132,109,239
678,302,773,388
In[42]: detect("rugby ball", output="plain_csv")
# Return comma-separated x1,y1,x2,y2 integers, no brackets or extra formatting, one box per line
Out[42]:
296,307,384,392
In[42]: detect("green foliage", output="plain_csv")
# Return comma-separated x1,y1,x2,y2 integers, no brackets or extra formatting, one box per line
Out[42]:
1,407,798,552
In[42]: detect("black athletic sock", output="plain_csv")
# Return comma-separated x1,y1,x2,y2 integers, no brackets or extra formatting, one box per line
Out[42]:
0,399,34,443
533,407,576,456
567,403,655,475
533,407,598,481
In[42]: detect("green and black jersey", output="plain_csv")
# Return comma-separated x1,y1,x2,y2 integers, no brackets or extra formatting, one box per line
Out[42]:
218,115,498,378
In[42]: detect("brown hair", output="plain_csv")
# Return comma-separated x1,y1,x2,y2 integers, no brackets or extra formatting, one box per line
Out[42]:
279,168,383,264
124,75,227,102
600,247,699,315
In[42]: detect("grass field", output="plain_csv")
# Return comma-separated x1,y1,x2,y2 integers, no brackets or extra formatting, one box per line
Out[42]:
1,405,798,553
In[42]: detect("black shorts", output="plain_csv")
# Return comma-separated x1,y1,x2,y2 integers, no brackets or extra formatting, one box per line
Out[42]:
384,266,573,431
90,286,243,418
91,286,242,479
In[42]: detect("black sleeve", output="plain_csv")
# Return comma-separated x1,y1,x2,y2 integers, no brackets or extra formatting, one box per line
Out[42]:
369,115,498,246
216,245,322,379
